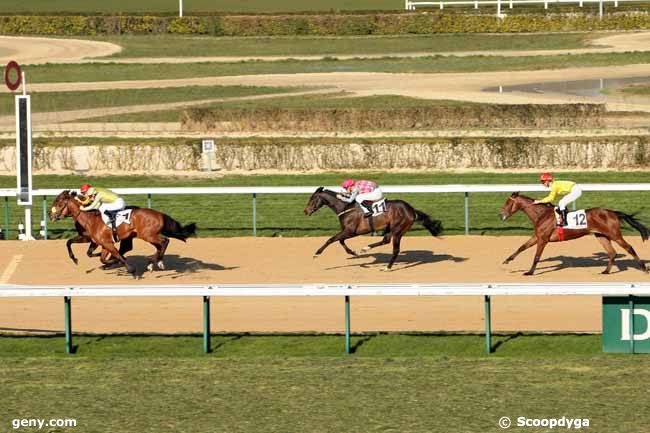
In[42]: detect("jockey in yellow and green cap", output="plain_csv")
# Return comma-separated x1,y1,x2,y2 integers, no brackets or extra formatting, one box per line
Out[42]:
79,183,125,236
533,173,582,227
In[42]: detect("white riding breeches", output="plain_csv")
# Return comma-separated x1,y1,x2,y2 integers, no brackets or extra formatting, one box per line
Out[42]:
355,188,383,206
99,198,125,224
558,185,582,211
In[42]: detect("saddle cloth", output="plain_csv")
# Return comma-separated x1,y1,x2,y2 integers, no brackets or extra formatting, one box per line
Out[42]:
369,199,387,217
565,209,587,229
113,209,133,227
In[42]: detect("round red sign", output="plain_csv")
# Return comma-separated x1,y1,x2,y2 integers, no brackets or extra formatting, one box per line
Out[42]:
4,61,21,91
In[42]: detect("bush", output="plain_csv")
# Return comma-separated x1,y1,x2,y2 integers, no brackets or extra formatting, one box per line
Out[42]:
0,12,648,36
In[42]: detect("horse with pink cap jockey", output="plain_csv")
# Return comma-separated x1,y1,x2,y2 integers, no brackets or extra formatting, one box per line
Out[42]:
338,179,383,216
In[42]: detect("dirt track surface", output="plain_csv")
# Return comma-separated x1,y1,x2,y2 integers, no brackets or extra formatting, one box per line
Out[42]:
0,36,121,65
1,236,648,334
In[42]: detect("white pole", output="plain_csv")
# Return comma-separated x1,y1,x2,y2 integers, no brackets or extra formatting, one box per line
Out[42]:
497,0,501,17
21,71,26,96
179,0,183,17
24,207,32,240
599,0,603,18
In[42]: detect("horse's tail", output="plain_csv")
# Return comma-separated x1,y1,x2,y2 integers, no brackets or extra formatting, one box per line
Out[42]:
616,211,649,241
161,214,196,242
414,209,443,237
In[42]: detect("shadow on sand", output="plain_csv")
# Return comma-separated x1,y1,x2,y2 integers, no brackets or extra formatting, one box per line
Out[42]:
89,254,238,278
512,252,647,275
325,249,467,271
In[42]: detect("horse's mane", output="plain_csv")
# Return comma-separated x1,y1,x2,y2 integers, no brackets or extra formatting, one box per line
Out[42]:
512,192,554,208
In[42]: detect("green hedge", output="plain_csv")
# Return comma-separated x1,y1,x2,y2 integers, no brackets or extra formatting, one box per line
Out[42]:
181,104,605,131
0,12,649,36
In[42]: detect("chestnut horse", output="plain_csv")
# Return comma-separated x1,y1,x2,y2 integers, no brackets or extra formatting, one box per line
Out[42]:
304,187,442,270
50,190,195,274
500,192,648,275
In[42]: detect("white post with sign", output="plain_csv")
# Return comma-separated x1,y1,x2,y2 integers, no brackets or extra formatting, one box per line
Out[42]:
201,139,217,171
6,61,33,240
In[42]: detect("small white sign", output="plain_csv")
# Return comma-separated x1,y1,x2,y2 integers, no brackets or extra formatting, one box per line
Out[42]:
202,139,215,153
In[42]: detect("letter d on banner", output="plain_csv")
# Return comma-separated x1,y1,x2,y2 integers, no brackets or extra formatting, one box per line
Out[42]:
621,309,650,341
603,297,650,353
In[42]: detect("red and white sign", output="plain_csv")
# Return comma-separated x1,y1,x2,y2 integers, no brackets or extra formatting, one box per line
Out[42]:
4,61,21,91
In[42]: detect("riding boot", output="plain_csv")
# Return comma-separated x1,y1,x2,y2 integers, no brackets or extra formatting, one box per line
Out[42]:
554,207,563,227
561,208,569,227
360,202,372,217
111,216,119,242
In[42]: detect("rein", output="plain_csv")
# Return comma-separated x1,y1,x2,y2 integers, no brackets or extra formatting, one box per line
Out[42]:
337,208,356,218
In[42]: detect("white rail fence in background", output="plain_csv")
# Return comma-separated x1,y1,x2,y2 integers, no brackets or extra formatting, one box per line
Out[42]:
2,282,649,354
405,0,642,17
1,183,650,238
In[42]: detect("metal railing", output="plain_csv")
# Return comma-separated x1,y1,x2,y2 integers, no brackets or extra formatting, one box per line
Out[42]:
405,0,642,17
1,183,650,239
1,282,648,354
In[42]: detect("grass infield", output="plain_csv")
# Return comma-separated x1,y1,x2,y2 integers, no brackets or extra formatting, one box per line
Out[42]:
0,334,646,432
0,171,649,238
98,33,592,58
27,51,650,84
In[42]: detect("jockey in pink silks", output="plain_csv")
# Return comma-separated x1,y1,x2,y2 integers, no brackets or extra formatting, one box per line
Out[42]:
336,179,384,216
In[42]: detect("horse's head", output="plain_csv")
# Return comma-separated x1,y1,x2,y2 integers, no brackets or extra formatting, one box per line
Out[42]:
500,192,525,221
304,187,328,216
50,190,76,221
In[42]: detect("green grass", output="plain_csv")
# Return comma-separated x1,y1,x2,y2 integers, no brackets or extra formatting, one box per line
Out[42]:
98,33,592,58
0,334,647,432
0,85,300,116
26,51,650,84
617,83,650,96
1,171,649,239
0,0,400,14
81,94,480,122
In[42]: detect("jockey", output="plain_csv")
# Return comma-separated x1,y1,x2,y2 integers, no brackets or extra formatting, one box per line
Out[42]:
79,183,125,235
336,179,383,216
533,173,582,227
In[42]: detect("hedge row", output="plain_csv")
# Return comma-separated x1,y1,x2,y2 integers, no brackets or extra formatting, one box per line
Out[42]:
0,12,648,36
180,104,605,131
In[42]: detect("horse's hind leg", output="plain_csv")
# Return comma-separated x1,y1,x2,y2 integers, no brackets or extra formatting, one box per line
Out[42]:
613,236,648,272
382,235,403,271
595,234,616,274
156,237,170,270
361,228,391,253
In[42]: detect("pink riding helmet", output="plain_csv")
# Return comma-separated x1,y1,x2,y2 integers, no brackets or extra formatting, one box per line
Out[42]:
342,179,355,189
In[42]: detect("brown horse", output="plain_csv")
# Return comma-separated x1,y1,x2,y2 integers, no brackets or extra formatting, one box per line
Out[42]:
64,219,135,265
50,190,195,275
304,187,442,270
500,192,648,275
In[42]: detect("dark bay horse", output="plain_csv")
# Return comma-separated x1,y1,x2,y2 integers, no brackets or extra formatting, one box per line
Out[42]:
65,219,134,265
50,191,195,275
500,192,648,275
304,187,442,270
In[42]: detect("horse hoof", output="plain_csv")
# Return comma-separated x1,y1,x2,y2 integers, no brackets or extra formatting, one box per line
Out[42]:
523,271,534,276
380,266,391,272
147,263,154,272
313,254,320,259
71,258,78,265
157,260,165,270
502,259,510,265
361,247,371,253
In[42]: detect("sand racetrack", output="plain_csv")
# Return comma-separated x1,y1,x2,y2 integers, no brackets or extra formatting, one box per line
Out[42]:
1,236,648,335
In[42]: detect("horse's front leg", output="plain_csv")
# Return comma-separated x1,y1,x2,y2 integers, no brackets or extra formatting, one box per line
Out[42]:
503,235,537,265
66,235,92,265
524,240,548,276
314,231,354,258
339,240,358,257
